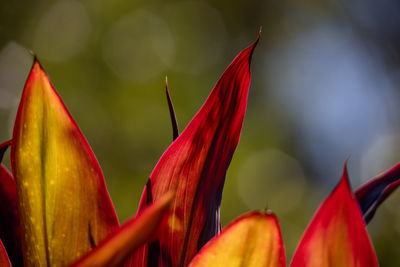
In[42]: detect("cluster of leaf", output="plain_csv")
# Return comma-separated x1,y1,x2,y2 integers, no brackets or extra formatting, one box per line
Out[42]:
0,33,400,267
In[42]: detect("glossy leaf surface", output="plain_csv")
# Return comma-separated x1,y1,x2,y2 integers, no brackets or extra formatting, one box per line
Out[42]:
188,211,286,267
0,240,11,267
356,163,400,223
11,59,119,266
71,192,173,267
291,167,378,267
134,34,260,267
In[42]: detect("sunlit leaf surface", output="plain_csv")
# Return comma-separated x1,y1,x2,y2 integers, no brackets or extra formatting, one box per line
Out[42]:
133,33,260,267
11,59,119,266
290,166,378,267
188,211,286,267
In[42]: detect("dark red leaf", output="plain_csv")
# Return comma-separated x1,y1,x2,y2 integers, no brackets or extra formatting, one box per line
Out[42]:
0,141,22,267
356,163,400,223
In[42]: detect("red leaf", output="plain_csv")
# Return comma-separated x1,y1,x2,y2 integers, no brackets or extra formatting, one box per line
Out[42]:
290,166,378,267
0,165,22,267
0,239,11,267
0,141,22,267
71,192,173,267
133,33,260,267
11,59,119,265
188,211,286,267
356,163,400,223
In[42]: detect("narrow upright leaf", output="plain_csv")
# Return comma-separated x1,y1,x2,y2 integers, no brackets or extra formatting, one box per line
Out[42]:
11,59,119,266
165,77,179,141
0,141,22,267
188,211,286,267
356,163,400,223
71,192,173,267
134,33,260,267
290,166,378,267
0,240,11,267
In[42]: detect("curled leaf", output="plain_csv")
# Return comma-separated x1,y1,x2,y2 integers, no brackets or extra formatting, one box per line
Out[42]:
71,192,174,267
290,166,378,267
356,163,400,223
188,211,286,267
11,59,119,266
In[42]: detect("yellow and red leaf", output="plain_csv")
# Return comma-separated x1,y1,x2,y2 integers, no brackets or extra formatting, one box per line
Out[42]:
356,163,400,223
11,59,119,266
290,166,378,267
133,33,260,266
71,192,174,267
188,211,286,267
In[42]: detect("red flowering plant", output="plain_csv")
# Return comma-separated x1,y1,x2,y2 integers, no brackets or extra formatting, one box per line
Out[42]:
0,32,399,266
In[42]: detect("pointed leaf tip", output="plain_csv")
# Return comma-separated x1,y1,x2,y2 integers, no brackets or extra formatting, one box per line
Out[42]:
165,78,179,141
11,58,119,266
291,167,378,267
356,163,400,223
189,211,286,267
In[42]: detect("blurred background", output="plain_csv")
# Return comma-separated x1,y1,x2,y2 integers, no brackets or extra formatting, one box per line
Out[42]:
1,0,400,265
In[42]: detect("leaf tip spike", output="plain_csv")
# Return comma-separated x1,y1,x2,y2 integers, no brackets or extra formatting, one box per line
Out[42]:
165,78,179,141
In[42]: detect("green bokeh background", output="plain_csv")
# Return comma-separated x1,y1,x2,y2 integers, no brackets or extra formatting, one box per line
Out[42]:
1,0,400,265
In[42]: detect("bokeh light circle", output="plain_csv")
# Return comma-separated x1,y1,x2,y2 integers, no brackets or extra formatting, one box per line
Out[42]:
33,0,91,62
102,9,173,83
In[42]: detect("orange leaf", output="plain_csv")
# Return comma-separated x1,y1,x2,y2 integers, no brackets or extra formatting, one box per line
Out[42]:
71,192,174,267
11,59,119,266
290,166,378,267
188,211,286,267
